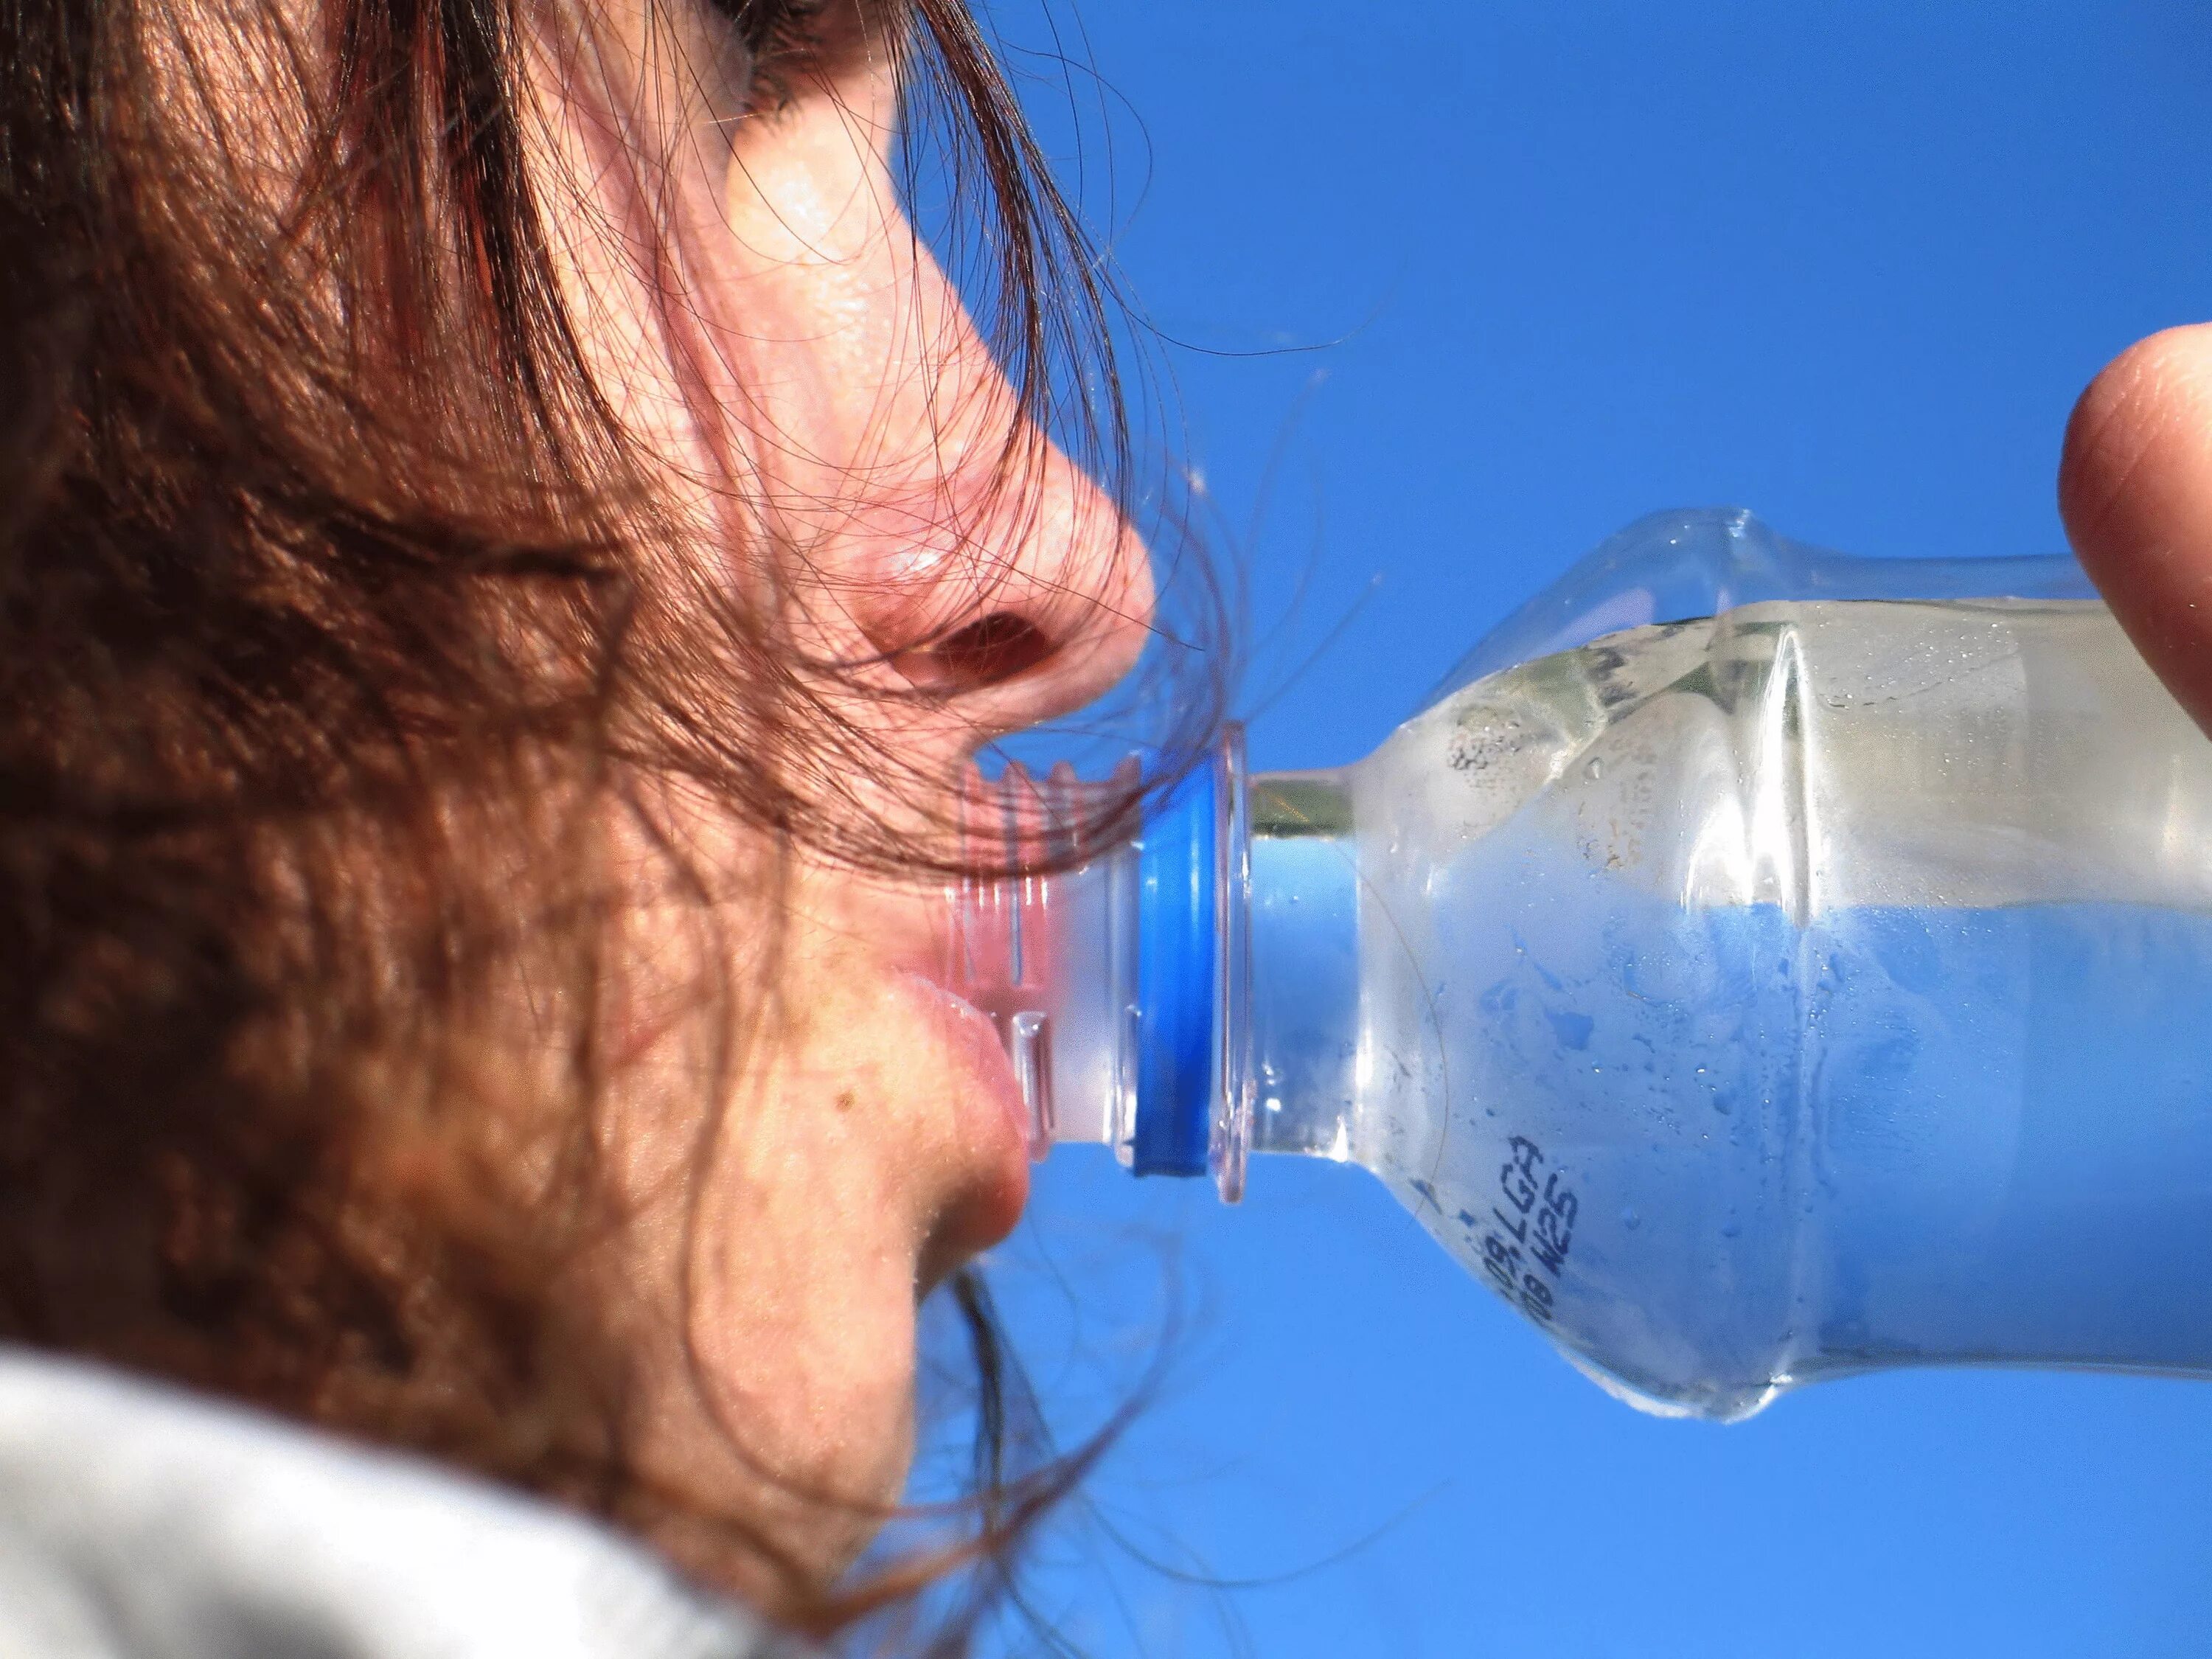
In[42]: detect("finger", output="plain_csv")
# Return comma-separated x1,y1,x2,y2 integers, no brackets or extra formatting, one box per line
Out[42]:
2059,322,2212,728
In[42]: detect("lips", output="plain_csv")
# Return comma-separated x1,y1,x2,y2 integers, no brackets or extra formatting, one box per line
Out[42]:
885,967,1034,1247
820,861,1037,1255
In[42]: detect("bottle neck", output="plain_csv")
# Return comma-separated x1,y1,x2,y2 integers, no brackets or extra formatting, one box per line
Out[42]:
944,728,1366,1203
1245,771,1363,1163
1110,737,1367,1196
941,734,1247,1189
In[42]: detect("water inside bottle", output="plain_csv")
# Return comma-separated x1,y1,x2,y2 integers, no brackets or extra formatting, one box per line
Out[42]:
1350,598,2212,1419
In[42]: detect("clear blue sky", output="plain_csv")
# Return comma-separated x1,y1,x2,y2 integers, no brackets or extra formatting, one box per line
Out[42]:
911,4,2212,1654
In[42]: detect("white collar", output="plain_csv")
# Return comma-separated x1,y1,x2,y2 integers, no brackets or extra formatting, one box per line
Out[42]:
0,1346,798,1659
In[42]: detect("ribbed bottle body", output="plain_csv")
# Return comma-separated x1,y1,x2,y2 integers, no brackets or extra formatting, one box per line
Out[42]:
1335,597,2212,1419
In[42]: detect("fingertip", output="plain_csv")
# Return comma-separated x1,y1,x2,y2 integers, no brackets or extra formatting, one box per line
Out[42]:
2060,324,2212,560
2059,322,2212,725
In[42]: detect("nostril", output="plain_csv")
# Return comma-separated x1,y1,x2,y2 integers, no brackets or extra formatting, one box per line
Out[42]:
906,611,1057,693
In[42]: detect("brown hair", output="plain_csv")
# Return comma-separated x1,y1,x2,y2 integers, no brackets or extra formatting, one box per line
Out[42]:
0,0,1222,1641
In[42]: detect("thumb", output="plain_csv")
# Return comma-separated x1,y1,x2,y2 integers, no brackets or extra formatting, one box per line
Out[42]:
2059,323,2212,729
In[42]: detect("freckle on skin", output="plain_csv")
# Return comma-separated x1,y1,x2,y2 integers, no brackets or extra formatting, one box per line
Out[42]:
835,1090,856,1112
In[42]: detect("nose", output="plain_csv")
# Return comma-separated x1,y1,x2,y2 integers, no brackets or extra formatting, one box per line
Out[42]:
793,241,1155,753
844,386,1156,741
709,63,1154,760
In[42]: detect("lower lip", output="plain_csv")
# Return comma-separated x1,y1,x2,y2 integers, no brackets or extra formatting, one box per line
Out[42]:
892,969,1035,1158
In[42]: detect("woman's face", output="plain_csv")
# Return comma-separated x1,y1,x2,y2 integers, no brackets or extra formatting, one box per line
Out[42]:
520,0,1150,1587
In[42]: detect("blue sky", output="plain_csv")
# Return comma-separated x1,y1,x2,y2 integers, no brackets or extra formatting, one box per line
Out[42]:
914,4,2212,1655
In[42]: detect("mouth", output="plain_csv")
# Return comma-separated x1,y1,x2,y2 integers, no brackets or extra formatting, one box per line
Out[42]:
830,861,1043,1257
894,968,1029,1135
886,966,1034,1250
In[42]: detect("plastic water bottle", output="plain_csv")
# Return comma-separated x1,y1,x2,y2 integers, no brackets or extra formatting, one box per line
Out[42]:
945,508,2212,1420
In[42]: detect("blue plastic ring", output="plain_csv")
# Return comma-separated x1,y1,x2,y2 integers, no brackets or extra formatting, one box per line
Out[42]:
1131,754,1218,1177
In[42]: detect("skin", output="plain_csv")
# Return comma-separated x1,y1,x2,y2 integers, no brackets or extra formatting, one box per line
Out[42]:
502,0,1152,1598
2062,324,2212,732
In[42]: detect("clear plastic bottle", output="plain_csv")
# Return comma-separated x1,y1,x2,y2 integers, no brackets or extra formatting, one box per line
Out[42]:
945,508,2212,1420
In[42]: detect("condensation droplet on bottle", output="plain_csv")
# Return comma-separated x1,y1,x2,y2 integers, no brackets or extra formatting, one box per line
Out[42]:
1621,1208,1641,1230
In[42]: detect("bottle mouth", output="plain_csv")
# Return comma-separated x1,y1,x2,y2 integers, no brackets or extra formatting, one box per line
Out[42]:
941,726,1251,1200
